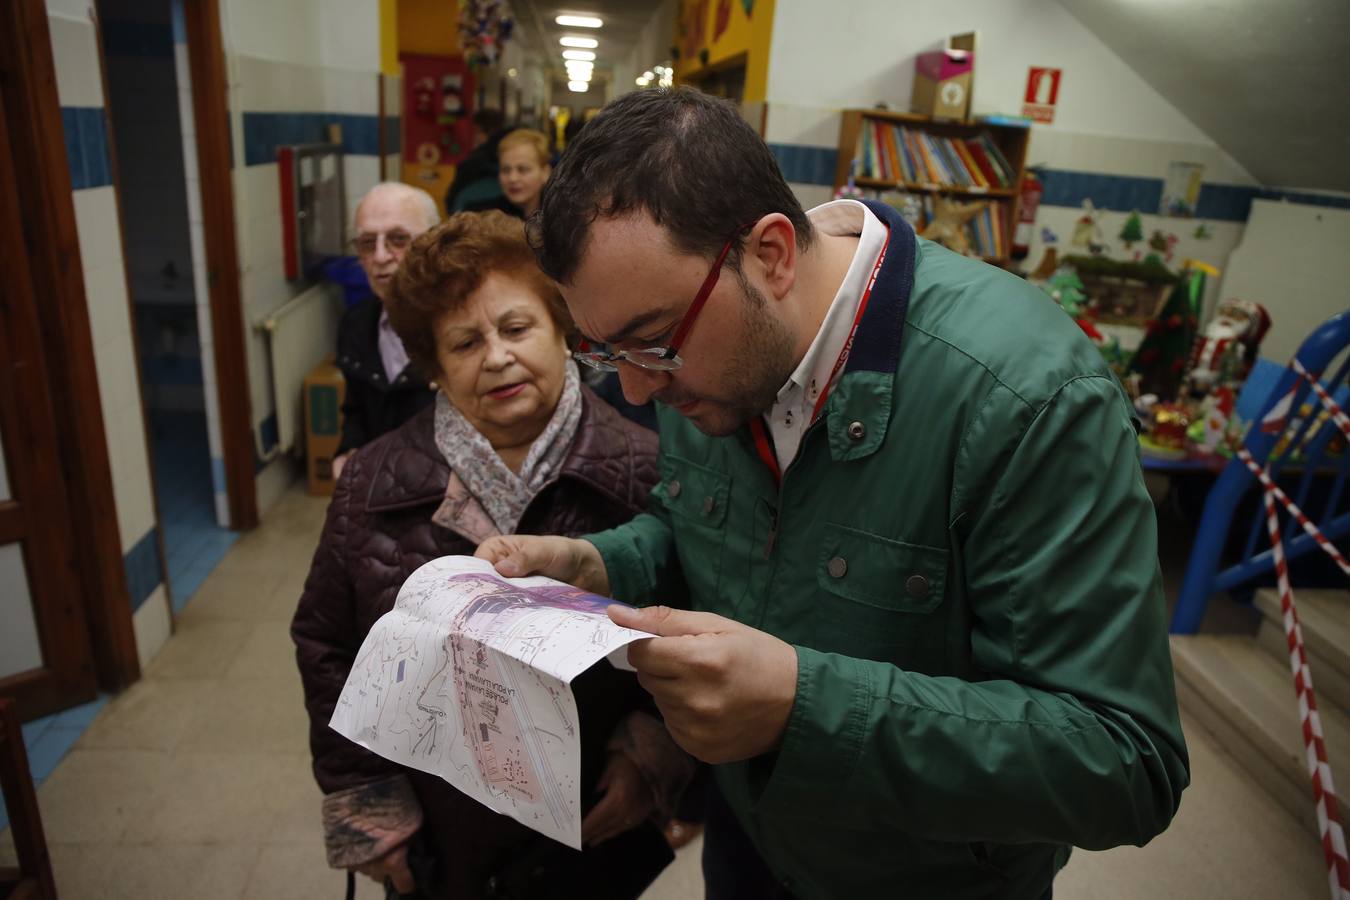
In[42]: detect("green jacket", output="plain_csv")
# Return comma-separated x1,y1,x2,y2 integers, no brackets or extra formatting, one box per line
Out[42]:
587,202,1189,900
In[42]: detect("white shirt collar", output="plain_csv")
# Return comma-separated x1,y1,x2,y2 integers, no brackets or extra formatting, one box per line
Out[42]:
766,200,887,471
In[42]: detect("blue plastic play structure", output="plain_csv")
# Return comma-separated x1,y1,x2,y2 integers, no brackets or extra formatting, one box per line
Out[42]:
1171,311,1350,633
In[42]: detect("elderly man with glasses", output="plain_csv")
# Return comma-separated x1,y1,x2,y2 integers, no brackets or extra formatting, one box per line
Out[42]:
478,88,1189,900
333,182,441,479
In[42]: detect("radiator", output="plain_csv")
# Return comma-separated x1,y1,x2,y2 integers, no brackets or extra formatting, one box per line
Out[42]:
254,282,344,457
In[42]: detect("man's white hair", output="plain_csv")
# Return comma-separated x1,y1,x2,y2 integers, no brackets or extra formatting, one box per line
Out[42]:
356,181,440,231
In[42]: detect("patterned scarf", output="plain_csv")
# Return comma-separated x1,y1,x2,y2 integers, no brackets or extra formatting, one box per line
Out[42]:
432,361,582,536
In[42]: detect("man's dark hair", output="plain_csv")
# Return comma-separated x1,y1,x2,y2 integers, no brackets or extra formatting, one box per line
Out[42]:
472,107,506,135
528,87,814,284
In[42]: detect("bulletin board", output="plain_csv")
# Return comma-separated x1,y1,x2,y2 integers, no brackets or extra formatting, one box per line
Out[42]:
401,53,476,211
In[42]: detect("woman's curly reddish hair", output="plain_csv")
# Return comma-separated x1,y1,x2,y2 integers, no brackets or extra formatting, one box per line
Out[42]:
386,210,574,380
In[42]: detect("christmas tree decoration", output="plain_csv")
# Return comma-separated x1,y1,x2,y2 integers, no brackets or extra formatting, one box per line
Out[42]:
1119,211,1144,248
1127,268,1205,399
1042,264,1088,317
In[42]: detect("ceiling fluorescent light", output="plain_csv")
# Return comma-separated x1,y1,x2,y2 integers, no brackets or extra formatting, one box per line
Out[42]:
556,15,603,28
560,36,598,49
562,50,596,61
568,80,589,92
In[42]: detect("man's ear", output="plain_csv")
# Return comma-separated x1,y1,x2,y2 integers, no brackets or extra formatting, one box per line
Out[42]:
748,214,797,302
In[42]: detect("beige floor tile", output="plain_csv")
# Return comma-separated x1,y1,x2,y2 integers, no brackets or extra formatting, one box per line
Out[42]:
77,678,205,753
176,570,285,624
31,748,170,844
223,620,305,683
640,837,704,900
144,619,252,680
175,674,310,756
264,754,326,846
46,841,260,900
1055,712,1328,899
121,752,296,845
241,836,385,900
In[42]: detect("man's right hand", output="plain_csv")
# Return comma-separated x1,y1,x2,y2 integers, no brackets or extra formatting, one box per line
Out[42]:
475,535,611,596
353,842,414,894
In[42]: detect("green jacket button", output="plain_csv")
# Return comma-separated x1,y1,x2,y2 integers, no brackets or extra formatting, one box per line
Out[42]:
847,421,866,441
906,574,930,597
702,496,716,515
667,480,682,498
828,556,848,578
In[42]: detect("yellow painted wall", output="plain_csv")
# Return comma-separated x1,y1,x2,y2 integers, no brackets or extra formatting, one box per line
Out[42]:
398,0,460,57
674,0,775,103
380,0,400,75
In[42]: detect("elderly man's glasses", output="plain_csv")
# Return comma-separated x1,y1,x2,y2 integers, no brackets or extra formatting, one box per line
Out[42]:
352,229,413,257
574,228,744,373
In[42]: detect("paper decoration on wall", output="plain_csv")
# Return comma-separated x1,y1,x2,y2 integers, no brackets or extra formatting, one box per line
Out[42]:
1070,199,1107,254
1119,211,1144,248
681,0,709,60
1161,160,1204,217
1194,222,1213,240
459,0,515,68
1148,229,1179,263
715,0,732,41
741,0,754,14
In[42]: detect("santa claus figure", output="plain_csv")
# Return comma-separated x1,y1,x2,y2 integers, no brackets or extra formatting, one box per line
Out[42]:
1186,298,1271,393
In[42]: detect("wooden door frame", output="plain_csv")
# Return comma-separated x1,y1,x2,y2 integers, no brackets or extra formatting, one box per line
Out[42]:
184,0,258,531
0,0,134,701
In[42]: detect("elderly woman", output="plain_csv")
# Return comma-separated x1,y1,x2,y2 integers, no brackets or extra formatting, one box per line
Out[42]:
292,211,691,898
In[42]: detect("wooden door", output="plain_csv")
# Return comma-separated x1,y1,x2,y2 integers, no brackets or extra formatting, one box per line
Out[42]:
0,89,100,720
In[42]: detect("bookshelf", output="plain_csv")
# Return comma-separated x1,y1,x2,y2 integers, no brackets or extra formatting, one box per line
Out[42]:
834,108,1031,264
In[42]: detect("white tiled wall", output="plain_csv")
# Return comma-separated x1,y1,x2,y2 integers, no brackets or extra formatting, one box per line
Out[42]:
48,3,171,664
0,545,43,679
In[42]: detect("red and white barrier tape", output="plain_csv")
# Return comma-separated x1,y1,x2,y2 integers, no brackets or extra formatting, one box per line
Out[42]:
1235,447,1350,578
1262,487,1350,899
1243,357,1350,897
1293,359,1350,441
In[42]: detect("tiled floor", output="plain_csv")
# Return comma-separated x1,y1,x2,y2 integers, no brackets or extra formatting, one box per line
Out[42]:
148,408,240,612
0,480,1334,897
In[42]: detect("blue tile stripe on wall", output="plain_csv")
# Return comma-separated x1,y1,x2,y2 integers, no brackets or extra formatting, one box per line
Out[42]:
766,143,1350,223
243,112,392,166
123,528,163,612
61,107,112,191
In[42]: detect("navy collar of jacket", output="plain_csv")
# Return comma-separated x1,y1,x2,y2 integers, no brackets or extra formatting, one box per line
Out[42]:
800,200,918,463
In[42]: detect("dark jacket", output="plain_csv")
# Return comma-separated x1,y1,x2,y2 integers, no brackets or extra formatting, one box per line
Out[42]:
293,388,671,898
336,297,435,455
445,129,508,213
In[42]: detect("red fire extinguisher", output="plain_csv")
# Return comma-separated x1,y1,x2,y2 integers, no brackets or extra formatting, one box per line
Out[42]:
1012,169,1043,261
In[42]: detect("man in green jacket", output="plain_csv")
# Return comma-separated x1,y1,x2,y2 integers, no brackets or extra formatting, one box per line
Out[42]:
478,88,1188,900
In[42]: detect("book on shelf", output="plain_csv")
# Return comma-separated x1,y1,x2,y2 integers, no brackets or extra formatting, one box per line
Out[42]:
859,187,1010,260
853,119,1016,191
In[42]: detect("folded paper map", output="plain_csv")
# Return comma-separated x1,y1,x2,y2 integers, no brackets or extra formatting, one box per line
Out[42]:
330,555,648,849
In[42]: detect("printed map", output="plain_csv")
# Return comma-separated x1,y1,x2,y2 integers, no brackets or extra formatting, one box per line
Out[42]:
330,556,646,848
